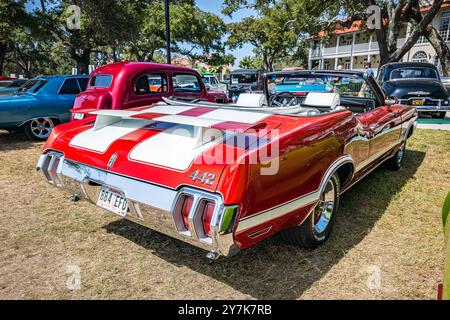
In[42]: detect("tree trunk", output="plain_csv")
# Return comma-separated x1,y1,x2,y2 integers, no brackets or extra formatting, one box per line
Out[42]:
0,42,6,76
78,49,91,74
423,25,450,76
112,46,117,62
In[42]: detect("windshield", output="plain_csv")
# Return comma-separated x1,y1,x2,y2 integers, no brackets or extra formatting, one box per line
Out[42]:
266,73,376,99
389,67,439,80
231,74,257,84
17,79,48,93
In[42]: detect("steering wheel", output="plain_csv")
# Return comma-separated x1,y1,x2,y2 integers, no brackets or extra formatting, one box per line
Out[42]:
269,92,300,108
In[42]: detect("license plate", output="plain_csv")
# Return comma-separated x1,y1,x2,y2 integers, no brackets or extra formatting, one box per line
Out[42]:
97,187,128,217
73,113,85,120
412,99,425,106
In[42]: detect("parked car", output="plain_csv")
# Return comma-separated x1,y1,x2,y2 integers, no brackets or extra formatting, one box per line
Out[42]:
201,72,227,93
71,62,228,121
228,68,265,103
0,75,89,140
37,70,417,259
377,62,450,118
0,78,28,95
441,77,450,93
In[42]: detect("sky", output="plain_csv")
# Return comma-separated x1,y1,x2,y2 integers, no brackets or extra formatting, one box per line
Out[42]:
195,0,255,67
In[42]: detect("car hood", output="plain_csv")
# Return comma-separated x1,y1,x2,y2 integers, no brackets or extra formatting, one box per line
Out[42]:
43,105,282,191
383,79,449,99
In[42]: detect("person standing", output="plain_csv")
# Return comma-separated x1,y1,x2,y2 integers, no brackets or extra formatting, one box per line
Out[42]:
364,62,374,77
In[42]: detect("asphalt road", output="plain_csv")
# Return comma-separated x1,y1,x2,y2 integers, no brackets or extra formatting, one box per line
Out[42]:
417,112,450,130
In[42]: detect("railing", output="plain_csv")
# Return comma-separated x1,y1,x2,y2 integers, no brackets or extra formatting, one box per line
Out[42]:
311,49,322,58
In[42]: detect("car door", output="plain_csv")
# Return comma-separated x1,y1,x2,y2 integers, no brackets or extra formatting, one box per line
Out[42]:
354,78,402,170
123,71,169,109
52,78,82,122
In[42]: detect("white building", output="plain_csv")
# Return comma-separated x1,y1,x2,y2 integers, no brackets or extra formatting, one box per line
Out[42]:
308,2,450,75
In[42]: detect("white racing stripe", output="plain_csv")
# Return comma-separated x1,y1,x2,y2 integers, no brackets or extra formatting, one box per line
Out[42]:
201,109,269,124
153,115,223,128
129,124,223,171
136,105,195,115
73,104,269,155
70,119,148,153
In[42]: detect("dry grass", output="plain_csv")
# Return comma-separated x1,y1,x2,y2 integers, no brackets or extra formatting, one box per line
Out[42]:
0,129,449,300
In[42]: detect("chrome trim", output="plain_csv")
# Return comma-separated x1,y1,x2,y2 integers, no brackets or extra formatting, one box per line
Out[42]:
398,97,450,112
236,155,354,233
37,152,239,257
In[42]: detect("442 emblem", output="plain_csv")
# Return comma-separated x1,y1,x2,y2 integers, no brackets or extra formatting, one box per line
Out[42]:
189,170,216,186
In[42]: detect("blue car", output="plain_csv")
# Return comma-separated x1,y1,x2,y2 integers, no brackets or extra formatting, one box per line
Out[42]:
0,75,89,140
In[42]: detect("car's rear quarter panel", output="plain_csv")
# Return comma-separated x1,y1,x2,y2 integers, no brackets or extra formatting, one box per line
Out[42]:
216,111,357,249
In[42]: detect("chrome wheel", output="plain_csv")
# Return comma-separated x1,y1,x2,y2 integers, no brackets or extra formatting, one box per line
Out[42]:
396,145,405,167
313,180,336,234
29,118,54,139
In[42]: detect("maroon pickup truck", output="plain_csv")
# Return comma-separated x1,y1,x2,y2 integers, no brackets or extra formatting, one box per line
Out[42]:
71,62,228,121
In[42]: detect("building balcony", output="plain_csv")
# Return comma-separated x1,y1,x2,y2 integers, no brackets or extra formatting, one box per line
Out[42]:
310,37,410,59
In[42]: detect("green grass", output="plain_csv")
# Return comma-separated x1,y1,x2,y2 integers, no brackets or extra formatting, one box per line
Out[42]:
0,129,449,299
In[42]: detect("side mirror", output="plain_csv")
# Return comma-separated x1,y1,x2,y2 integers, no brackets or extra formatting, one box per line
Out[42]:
385,96,397,106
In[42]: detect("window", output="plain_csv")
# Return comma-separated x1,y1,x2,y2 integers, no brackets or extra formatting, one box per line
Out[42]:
59,78,81,94
231,73,257,84
89,75,112,88
440,12,450,41
77,78,89,92
173,74,201,93
134,73,168,95
417,36,428,44
17,79,48,93
342,36,353,46
203,76,219,86
412,51,429,63
389,67,438,80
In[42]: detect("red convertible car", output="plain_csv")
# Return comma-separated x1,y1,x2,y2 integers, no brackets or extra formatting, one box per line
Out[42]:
37,70,417,259
70,62,228,121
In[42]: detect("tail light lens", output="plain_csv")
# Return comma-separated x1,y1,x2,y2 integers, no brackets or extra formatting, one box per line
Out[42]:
202,202,215,236
181,196,193,229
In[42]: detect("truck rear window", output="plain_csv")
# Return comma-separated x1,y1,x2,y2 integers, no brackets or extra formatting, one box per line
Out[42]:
89,75,112,88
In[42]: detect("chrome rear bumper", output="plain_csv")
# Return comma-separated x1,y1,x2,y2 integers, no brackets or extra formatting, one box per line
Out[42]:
37,151,239,257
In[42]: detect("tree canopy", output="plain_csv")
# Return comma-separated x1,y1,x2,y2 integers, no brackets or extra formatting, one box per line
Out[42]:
1,0,449,76
1,0,233,76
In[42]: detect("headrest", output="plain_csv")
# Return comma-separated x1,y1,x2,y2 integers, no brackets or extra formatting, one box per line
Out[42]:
304,92,340,109
236,93,267,108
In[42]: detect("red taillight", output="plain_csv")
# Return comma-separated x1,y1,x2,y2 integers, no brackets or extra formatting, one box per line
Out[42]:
202,202,215,236
181,196,193,229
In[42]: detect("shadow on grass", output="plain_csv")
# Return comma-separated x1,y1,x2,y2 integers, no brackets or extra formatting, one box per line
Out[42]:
0,130,40,151
104,149,425,299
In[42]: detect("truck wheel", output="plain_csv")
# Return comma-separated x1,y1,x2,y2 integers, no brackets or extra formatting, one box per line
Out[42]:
385,142,406,171
281,173,340,249
24,118,55,141
432,112,446,119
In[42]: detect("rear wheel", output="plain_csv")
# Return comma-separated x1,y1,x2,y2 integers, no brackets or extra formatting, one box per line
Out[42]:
281,173,340,249
385,142,406,171
24,118,55,141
